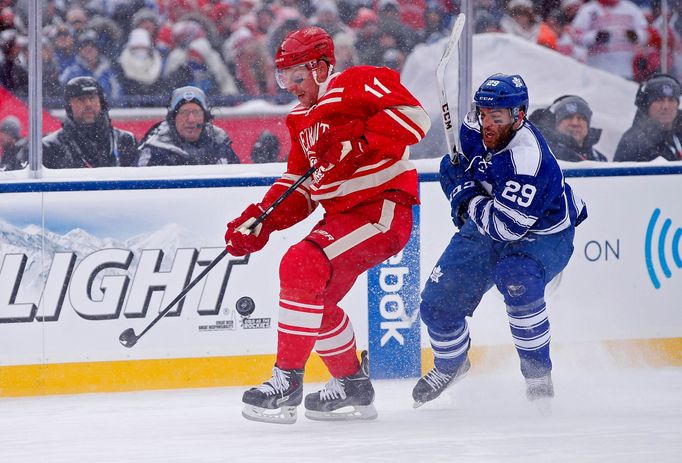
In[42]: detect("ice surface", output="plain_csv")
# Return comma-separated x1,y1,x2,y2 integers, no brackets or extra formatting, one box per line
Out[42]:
1,364,680,463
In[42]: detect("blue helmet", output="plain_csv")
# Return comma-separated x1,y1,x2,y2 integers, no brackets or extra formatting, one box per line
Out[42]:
474,73,529,111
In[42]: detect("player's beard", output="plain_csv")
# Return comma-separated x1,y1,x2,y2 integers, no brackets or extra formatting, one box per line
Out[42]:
483,123,515,151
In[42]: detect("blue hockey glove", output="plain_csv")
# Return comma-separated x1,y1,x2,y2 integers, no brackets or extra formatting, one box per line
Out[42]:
439,153,468,199
449,178,485,228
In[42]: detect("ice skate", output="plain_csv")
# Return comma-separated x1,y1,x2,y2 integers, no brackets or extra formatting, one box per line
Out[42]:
242,366,304,424
304,351,378,421
412,357,471,408
525,373,554,416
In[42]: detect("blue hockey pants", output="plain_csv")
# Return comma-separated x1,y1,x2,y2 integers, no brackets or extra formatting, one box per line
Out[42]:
420,219,575,378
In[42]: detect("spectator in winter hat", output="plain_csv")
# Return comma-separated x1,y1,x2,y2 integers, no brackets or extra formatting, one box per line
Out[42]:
224,21,277,97
500,0,540,42
186,37,238,96
377,0,417,56
475,10,501,34
42,37,62,98
66,7,88,34
0,29,28,96
332,31,358,73
42,76,137,168
312,0,349,39
131,8,160,44
550,95,607,162
0,115,26,171
137,85,240,166
255,5,276,36
615,74,682,162
382,48,406,73
0,116,20,141
52,25,76,74
250,130,280,164
60,29,122,100
87,14,123,62
352,8,382,66
560,0,583,23
209,3,238,43
420,1,450,44
118,28,164,96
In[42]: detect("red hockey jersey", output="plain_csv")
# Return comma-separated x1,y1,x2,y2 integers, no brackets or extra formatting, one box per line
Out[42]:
262,66,431,228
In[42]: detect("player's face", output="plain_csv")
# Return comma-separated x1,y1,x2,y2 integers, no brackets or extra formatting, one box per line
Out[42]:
648,97,679,129
556,114,589,145
277,61,327,108
175,102,205,142
69,93,102,124
478,107,519,150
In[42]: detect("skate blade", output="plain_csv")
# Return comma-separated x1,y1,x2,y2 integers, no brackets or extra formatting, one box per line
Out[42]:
242,404,298,424
305,405,378,422
412,366,470,409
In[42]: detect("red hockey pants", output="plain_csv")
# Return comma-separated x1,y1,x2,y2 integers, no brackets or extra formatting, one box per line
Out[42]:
276,197,413,378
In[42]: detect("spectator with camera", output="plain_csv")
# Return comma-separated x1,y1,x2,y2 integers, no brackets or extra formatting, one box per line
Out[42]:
615,74,682,162
137,86,240,166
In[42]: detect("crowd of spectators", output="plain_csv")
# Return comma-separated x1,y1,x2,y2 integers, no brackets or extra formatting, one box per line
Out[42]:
0,0,460,107
0,0,681,168
0,0,671,107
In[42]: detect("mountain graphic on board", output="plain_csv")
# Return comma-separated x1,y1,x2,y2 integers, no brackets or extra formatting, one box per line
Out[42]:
0,220,205,291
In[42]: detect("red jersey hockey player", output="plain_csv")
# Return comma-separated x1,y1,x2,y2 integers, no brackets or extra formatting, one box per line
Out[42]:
224,26,431,424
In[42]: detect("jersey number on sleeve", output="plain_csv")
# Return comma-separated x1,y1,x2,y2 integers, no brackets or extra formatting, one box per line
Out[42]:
501,180,536,207
364,78,392,98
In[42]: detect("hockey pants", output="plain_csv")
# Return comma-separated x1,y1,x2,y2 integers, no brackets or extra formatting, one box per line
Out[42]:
276,198,413,378
420,219,575,378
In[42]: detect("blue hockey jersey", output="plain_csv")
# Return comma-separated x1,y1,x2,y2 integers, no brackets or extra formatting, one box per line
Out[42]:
458,112,587,242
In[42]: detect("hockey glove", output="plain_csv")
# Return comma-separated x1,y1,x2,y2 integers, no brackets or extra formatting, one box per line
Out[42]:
439,153,469,199
225,204,272,256
449,178,486,229
310,120,368,168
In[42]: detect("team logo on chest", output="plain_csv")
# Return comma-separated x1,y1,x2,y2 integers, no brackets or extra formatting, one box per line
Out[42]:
299,122,329,156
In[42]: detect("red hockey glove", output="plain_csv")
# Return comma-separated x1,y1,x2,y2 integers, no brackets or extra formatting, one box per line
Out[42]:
224,204,272,256
310,120,368,168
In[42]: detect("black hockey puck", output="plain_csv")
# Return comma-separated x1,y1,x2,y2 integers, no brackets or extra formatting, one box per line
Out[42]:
235,296,256,317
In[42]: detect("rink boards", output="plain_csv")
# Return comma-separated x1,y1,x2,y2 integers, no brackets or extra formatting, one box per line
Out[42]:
0,160,681,396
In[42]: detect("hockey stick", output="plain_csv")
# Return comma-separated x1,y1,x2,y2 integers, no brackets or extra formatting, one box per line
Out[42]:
436,13,466,164
388,18,465,329
119,165,317,348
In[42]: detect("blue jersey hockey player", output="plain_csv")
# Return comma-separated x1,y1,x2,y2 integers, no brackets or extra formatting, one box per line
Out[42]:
413,73,587,408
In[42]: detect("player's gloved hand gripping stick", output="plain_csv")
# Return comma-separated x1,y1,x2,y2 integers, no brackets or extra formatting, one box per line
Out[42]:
119,165,317,348
309,120,367,168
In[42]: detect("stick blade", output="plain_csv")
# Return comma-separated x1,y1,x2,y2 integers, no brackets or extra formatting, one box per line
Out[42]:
119,328,138,348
